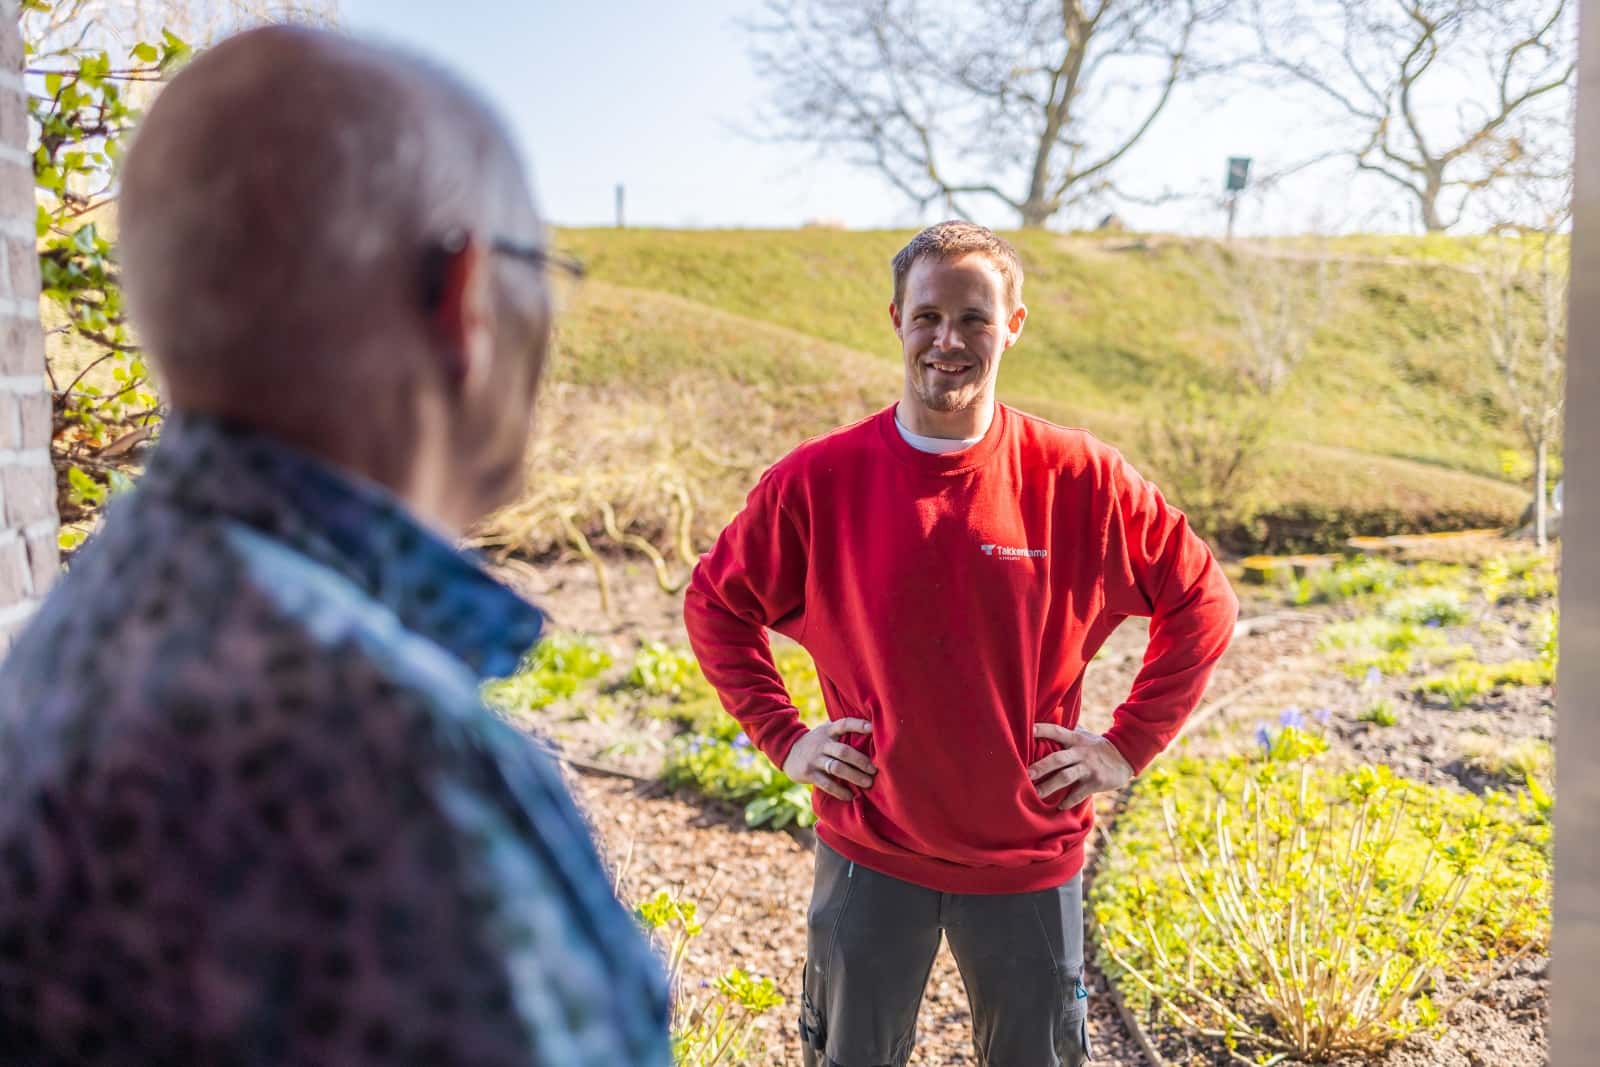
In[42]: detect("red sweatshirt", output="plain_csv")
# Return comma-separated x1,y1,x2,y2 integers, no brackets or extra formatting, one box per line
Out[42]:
683,404,1238,893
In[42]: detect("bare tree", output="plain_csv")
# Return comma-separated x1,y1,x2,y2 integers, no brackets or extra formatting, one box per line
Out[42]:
1201,240,1337,392
1250,0,1575,233
747,0,1228,228
1140,241,1337,545
1476,195,1567,547
24,0,337,58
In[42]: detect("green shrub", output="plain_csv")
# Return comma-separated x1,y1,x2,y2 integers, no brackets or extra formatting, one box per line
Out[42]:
1381,587,1470,627
1092,738,1551,1062
663,733,814,830
484,634,614,714
634,889,785,1066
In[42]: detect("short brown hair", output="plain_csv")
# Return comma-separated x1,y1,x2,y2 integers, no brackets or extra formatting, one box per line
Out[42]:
891,220,1023,309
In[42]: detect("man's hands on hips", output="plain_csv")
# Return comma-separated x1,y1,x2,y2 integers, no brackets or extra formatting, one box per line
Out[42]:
783,718,876,802
1029,723,1133,810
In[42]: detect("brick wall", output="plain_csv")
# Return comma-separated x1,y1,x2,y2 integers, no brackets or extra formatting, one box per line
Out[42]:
0,6,57,652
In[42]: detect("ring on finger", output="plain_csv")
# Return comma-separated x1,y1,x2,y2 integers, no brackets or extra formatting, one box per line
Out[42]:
825,756,837,777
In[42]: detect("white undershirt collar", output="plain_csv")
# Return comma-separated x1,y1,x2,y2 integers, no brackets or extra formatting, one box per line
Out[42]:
894,410,986,454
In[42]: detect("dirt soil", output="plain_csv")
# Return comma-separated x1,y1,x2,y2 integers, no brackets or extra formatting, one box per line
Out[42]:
522,560,1551,1066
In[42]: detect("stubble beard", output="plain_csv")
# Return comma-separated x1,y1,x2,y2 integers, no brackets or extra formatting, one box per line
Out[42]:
911,364,986,414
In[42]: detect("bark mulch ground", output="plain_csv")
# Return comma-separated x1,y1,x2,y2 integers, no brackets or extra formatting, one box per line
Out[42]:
527,563,1551,1065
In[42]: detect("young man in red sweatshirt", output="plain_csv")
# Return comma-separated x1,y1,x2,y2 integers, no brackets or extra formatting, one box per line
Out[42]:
684,221,1238,1067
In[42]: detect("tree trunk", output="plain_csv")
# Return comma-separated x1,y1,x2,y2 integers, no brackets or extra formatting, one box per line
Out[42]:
1535,437,1549,548
1419,164,1448,232
1420,189,1446,232
1018,198,1053,228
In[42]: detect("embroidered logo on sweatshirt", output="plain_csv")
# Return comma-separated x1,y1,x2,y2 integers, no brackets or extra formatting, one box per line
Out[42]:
980,543,1048,560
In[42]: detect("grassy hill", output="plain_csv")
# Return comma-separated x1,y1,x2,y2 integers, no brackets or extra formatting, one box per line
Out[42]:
476,228,1535,566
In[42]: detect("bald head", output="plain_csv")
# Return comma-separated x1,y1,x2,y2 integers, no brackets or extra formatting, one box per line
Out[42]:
121,25,539,413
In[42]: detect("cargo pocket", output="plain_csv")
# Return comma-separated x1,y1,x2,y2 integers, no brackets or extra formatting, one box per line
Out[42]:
800,957,827,1060
1058,972,1092,1067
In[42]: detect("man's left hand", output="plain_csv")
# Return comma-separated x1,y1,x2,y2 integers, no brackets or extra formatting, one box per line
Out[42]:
1029,723,1133,810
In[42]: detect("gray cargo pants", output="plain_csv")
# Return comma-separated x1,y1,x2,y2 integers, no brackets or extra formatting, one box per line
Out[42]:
800,841,1092,1067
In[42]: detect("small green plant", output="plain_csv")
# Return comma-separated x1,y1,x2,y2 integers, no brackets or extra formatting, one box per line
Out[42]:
1290,555,1403,606
1459,736,1553,788
635,888,704,987
1317,616,1446,654
1381,587,1470,627
1416,657,1554,709
1342,647,1412,678
629,642,706,697
634,889,784,1066
1510,568,1559,601
773,647,828,724
483,634,613,714
663,733,815,830
1478,557,1511,604
636,644,828,740
1360,699,1399,727
1481,553,1558,603
1092,737,1551,1062
1536,608,1559,674
672,970,786,1067
1416,662,1495,709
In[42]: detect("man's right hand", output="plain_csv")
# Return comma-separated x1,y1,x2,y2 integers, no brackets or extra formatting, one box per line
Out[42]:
782,718,876,801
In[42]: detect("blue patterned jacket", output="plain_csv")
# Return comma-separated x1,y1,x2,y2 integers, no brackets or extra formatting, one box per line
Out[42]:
0,415,671,1065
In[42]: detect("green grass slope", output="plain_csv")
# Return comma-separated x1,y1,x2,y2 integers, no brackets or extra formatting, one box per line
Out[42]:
480,229,1532,559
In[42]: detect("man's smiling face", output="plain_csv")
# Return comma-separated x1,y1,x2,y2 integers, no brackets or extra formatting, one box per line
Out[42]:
891,252,1025,424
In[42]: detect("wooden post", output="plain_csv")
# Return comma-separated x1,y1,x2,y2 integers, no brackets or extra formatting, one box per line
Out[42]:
1553,1,1600,1061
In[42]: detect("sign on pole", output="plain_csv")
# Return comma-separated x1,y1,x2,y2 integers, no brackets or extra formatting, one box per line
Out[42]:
1224,157,1252,239
1226,157,1252,193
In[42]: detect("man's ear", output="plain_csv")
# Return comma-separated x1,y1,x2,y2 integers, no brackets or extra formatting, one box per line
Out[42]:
889,301,903,339
430,235,494,390
1005,303,1028,349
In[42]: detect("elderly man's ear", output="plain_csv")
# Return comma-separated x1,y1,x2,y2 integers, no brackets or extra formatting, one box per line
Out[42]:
429,236,496,389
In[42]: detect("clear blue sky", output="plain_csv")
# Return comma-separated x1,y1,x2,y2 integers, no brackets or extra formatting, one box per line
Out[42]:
337,1,1411,235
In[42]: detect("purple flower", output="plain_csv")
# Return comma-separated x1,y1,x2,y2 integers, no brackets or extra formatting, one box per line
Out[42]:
1424,619,1442,628
736,752,755,769
732,734,751,748
1363,666,1382,688
1313,708,1332,725
1279,707,1305,729
1256,724,1273,750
